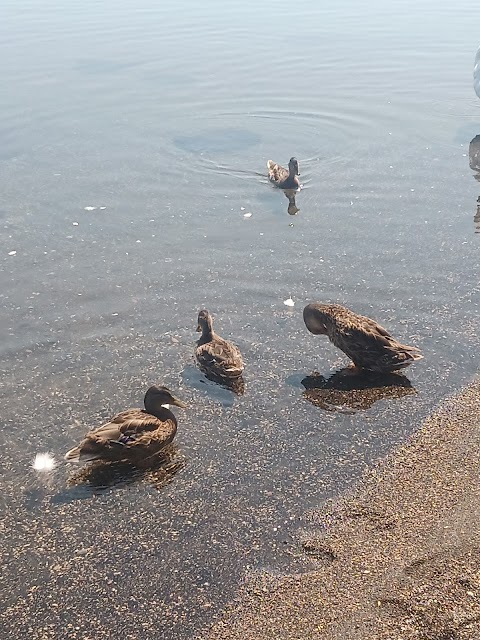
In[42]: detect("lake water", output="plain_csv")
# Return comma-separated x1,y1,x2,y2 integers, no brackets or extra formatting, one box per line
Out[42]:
1,1,479,638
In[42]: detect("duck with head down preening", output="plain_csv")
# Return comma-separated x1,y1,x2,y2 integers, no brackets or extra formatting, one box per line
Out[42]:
303,303,423,374
64,385,187,466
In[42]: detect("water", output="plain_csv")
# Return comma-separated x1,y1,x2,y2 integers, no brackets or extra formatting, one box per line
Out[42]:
1,1,479,638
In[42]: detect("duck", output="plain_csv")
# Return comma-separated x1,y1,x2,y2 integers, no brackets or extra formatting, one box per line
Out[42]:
303,303,423,374
267,157,300,189
64,385,187,466
195,309,244,379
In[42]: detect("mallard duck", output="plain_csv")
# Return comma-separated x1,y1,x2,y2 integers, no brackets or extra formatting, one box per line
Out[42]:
303,303,423,373
267,157,300,189
195,309,244,379
64,385,187,465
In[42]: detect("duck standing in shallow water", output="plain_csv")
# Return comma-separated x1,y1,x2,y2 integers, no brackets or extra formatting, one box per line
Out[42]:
267,157,300,189
303,303,423,374
64,385,187,466
195,309,244,380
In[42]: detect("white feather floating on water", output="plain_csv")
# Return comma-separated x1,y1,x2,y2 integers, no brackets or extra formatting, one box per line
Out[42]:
32,453,56,472
283,298,295,307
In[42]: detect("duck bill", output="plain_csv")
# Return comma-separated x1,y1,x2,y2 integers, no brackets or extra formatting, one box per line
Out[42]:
170,396,187,408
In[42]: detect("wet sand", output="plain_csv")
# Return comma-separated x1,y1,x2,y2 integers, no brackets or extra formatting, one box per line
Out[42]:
205,379,480,640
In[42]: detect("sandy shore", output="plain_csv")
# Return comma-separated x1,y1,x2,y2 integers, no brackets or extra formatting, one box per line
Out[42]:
204,379,480,640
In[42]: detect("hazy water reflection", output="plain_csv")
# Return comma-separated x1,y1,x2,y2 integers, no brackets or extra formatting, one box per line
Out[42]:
1,0,479,638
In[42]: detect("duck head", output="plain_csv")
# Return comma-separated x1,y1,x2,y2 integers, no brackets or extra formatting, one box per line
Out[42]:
288,157,300,176
144,385,187,411
196,309,214,336
303,303,329,335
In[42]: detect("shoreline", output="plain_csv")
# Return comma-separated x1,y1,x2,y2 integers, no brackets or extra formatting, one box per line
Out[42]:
204,378,480,639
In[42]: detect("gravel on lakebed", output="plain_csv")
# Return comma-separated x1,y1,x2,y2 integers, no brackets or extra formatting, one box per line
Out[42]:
204,378,480,640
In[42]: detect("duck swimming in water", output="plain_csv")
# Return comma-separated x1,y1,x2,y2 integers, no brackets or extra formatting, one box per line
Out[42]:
195,309,244,380
64,385,186,466
303,303,423,374
267,157,300,189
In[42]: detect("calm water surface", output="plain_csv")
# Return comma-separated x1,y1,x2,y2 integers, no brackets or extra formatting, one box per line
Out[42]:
1,0,479,638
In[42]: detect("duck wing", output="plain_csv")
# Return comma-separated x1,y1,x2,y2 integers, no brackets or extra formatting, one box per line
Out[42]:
196,338,244,378
65,409,177,462
267,160,288,185
334,323,422,372
94,409,163,438
354,314,422,354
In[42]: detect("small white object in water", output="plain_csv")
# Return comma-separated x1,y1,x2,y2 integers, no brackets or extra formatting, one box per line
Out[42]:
32,452,56,472
283,298,295,307
73,221,79,226
8,250,17,256
474,46,480,98
243,212,252,218
99,206,107,210
84,206,97,211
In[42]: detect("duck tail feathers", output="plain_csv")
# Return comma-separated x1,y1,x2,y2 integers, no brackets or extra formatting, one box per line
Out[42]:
64,446,82,462
410,351,424,361
64,445,103,463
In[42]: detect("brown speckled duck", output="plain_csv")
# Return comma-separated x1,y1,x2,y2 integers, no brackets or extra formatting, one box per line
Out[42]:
303,303,423,374
195,309,244,379
64,385,186,465
267,157,300,189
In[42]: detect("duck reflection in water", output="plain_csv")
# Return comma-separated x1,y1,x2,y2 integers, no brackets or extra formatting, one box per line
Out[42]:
66,445,186,493
469,135,480,233
283,188,300,215
198,367,245,395
301,369,416,413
